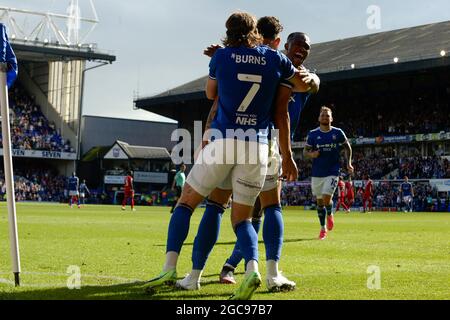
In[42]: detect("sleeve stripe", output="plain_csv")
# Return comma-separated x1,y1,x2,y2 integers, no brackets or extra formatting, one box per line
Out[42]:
280,82,293,89
284,69,296,81
209,75,216,80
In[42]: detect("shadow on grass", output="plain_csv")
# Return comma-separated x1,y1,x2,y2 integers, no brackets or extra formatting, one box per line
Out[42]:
0,280,234,300
153,238,317,247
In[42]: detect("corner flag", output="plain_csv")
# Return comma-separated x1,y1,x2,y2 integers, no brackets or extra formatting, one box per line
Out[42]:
0,22,20,286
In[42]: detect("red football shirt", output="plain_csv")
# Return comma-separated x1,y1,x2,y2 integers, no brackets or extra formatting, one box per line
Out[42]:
338,180,345,194
345,181,354,197
124,175,133,192
364,180,373,196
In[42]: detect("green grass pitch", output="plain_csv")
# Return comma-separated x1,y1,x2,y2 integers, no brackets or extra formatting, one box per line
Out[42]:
0,202,448,300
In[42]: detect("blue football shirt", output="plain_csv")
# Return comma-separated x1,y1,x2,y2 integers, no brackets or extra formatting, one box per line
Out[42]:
288,92,310,138
79,183,89,193
209,45,296,144
306,126,348,177
401,182,413,196
68,176,79,191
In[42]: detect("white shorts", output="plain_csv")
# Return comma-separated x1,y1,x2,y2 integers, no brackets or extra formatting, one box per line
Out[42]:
311,176,338,199
403,195,412,203
80,193,85,198
186,138,268,206
69,190,79,197
261,138,281,192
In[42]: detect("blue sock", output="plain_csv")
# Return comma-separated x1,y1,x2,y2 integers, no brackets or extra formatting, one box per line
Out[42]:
226,217,261,268
263,205,284,261
166,205,193,254
234,221,258,265
192,202,224,270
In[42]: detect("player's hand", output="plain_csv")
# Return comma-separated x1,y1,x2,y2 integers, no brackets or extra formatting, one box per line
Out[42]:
347,163,354,174
299,68,313,84
203,44,222,57
280,157,298,182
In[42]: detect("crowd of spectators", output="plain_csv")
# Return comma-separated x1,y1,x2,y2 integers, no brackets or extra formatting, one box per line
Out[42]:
0,168,66,202
369,181,448,212
281,179,449,212
397,156,450,179
283,153,450,211
295,152,450,182
281,183,314,206
314,92,448,139
295,86,450,140
0,86,74,152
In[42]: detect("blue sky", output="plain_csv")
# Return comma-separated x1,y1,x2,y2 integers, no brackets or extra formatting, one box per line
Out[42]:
2,0,450,122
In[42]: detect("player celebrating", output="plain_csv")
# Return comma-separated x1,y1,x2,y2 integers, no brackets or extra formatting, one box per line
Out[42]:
344,176,354,212
217,29,319,290
68,172,80,208
143,11,309,300
335,176,349,213
400,176,414,212
362,174,373,213
184,20,318,291
304,107,353,240
122,170,136,211
170,163,186,214
79,179,90,206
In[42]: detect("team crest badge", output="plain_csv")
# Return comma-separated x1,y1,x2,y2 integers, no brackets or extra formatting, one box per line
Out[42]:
332,134,337,140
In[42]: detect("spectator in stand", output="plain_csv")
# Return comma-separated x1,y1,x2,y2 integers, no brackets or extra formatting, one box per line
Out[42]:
1,85,73,152
0,168,66,202
297,90,450,139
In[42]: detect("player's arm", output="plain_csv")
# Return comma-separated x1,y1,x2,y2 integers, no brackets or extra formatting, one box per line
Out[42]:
342,139,354,174
206,78,218,100
205,98,218,132
273,85,298,181
288,67,321,93
202,97,219,147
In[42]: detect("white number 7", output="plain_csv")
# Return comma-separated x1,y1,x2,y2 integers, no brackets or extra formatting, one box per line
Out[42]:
237,73,262,112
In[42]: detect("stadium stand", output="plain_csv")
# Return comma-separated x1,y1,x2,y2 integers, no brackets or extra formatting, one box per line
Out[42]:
134,21,450,212
1,85,74,152
0,167,66,202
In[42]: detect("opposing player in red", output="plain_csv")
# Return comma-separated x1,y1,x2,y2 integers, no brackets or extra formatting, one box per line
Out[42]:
335,176,349,214
362,175,373,213
122,170,136,211
344,176,354,212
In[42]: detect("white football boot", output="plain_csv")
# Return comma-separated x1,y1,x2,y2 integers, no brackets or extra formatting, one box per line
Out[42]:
266,272,296,292
175,273,200,291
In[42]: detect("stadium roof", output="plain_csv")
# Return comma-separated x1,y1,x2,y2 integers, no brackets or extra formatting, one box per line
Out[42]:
11,39,116,63
135,20,450,109
104,140,171,160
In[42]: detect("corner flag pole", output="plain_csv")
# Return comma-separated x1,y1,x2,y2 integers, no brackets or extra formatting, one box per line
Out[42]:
0,23,20,287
